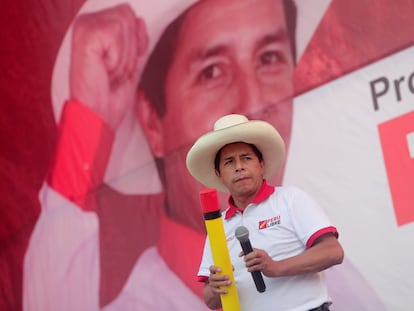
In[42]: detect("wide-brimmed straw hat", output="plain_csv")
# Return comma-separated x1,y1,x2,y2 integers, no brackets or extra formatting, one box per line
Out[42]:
186,114,285,192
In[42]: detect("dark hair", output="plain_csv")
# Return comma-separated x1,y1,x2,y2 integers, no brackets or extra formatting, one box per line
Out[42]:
139,0,297,117
214,143,264,173
283,0,297,63
138,12,186,117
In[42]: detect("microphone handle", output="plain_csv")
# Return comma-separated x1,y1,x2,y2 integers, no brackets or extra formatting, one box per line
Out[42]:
240,240,266,293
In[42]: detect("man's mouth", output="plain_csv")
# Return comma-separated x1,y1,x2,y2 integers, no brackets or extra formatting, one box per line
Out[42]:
233,176,250,183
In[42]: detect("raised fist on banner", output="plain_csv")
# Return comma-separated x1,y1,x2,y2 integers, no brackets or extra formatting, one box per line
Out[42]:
70,3,149,130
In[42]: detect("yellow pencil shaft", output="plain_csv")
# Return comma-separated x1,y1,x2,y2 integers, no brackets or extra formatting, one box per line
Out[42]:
205,217,241,311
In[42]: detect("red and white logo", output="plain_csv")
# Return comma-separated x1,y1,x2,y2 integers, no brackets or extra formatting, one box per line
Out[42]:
258,215,281,230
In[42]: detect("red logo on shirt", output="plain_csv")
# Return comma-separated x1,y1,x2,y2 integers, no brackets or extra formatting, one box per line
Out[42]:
258,215,281,230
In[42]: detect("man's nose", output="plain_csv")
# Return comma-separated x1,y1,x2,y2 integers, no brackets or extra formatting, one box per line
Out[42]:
235,68,263,115
234,158,244,171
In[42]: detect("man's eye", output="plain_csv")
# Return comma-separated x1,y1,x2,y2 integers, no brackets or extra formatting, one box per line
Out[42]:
198,64,223,81
224,159,233,165
260,51,283,66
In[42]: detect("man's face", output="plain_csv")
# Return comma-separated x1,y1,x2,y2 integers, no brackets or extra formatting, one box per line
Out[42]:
150,0,294,230
216,143,265,200
162,0,294,153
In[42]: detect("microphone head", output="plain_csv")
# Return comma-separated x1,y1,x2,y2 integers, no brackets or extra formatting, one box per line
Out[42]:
235,226,249,242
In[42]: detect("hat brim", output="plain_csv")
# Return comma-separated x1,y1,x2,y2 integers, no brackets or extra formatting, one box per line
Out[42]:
186,120,285,192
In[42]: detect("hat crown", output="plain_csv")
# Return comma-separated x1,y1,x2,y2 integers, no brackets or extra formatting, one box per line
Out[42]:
213,114,249,131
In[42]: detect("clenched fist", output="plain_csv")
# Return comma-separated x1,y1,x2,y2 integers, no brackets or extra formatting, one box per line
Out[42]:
70,3,149,129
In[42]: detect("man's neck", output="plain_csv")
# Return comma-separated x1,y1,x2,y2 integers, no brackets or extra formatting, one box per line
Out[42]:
232,180,264,210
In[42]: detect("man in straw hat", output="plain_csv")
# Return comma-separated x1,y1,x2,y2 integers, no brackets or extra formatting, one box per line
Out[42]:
186,114,344,310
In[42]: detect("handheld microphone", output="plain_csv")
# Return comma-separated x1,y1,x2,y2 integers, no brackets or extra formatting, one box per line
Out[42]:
235,226,266,293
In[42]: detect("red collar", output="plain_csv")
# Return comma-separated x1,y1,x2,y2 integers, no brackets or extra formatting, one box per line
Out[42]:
224,180,275,220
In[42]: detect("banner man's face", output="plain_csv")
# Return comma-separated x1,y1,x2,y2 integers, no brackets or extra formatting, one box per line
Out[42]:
162,0,295,155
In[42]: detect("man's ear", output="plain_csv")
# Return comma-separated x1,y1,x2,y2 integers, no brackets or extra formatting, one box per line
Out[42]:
260,160,265,175
135,91,164,157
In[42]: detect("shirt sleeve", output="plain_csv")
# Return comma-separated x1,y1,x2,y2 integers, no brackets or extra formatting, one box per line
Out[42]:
288,187,338,248
47,100,114,211
197,237,213,282
23,183,100,311
23,100,113,310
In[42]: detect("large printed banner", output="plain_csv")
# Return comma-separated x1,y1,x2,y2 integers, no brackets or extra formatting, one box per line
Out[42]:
1,0,414,310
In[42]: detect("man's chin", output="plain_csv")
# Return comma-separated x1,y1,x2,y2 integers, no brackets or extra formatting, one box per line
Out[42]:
232,184,257,197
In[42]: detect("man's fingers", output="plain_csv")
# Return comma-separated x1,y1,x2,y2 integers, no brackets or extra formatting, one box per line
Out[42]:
130,17,149,81
105,6,135,84
136,17,149,57
209,265,222,274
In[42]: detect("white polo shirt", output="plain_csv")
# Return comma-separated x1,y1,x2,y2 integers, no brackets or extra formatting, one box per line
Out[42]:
198,182,338,311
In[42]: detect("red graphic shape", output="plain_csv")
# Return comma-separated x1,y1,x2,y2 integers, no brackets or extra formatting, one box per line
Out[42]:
378,111,414,226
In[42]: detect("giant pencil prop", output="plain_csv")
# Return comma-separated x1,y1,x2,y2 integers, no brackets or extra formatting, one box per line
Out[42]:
200,188,241,311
